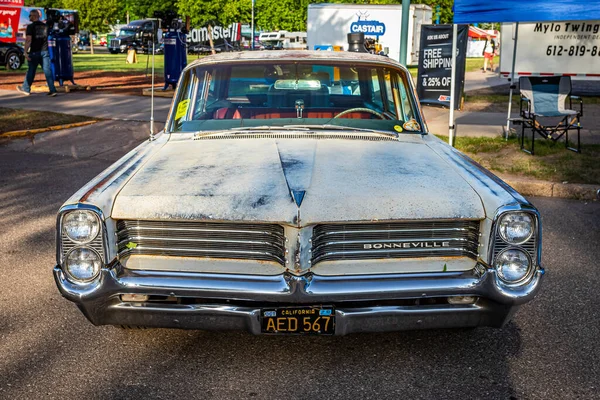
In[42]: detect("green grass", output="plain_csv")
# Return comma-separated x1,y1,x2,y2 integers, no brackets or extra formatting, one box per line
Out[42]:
408,56,498,78
72,53,165,72
435,134,600,184
0,52,166,74
465,56,499,73
0,107,93,134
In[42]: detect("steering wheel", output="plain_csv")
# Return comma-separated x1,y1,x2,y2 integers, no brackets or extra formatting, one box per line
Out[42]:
333,107,386,120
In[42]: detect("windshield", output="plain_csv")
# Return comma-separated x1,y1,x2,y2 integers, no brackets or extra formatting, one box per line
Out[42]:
118,29,137,37
170,61,422,134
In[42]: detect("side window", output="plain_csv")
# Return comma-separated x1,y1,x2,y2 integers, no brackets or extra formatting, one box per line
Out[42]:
207,70,217,106
383,71,397,118
397,74,415,121
335,66,360,96
370,69,383,109
172,71,198,131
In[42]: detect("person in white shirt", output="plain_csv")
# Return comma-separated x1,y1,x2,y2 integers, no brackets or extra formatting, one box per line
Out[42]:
482,34,496,73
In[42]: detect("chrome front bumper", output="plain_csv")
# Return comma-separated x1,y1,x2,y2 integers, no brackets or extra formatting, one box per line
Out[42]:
53,263,544,335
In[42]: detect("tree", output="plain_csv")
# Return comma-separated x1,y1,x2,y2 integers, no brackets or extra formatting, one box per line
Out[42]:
416,0,454,24
62,0,118,53
116,0,178,23
177,0,251,27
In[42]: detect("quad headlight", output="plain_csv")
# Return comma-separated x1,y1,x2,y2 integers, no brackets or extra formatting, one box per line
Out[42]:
498,212,534,245
494,248,532,284
65,247,102,282
62,210,100,243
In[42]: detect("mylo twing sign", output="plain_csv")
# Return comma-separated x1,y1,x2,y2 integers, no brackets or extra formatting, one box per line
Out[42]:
417,24,468,109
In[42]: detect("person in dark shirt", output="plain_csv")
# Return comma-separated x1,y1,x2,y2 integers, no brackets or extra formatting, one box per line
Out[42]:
16,9,57,96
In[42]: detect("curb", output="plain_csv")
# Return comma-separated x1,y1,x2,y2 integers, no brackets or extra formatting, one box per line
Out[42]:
142,87,175,98
30,84,92,93
501,176,600,201
1,120,98,138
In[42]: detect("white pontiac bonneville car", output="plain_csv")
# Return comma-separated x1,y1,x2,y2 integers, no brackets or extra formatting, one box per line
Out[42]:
54,51,544,335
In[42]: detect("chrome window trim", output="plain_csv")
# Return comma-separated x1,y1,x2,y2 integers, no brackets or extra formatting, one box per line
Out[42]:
56,204,109,266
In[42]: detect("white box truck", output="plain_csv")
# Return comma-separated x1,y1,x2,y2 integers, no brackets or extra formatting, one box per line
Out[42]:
307,3,432,65
499,21,600,80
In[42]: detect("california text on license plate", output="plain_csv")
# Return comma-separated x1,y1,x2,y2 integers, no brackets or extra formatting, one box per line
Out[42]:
261,306,335,335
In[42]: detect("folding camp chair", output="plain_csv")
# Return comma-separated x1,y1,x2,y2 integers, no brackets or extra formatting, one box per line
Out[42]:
519,76,583,155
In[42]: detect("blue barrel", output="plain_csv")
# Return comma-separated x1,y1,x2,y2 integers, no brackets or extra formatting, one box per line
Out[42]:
163,31,187,90
48,34,75,86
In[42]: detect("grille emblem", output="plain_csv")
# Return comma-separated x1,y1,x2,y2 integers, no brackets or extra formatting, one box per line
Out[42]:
363,241,451,250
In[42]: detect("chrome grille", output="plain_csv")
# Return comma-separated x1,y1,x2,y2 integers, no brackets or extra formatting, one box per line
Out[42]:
311,220,480,264
492,228,538,264
110,39,120,48
61,231,105,262
117,220,286,265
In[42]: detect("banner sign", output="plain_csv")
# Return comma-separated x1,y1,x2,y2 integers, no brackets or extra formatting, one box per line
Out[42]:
0,6,20,42
416,24,468,109
187,23,241,45
0,0,24,6
500,21,600,79
453,0,600,24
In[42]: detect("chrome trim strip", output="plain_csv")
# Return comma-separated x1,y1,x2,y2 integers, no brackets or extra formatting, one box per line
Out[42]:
312,237,471,250
313,226,477,239
54,262,543,307
313,247,479,263
119,225,285,239
119,246,286,264
117,236,284,249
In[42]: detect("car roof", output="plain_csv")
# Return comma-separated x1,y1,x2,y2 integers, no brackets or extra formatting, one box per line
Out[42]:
185,50,406,71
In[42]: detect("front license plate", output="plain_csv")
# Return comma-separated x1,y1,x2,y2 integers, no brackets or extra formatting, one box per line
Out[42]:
261,306,335,335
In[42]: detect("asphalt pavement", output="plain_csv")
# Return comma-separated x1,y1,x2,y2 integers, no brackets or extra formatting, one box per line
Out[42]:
0,89,172,123
0,118,599,399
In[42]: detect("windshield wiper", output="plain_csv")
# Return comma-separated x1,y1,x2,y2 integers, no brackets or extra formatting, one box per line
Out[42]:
193,124,399,139
193,125,312,138
283,124,399,138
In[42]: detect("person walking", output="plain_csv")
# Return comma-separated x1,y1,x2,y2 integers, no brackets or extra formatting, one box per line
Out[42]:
16,9,57,96
482,34,496,73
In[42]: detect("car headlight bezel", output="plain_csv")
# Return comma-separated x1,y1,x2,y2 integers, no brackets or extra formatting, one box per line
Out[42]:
489,206,541,287
64,246,103,283
57,204,107,279
62,210,101,244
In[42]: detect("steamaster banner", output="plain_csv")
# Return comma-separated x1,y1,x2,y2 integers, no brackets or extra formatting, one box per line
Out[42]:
500,21,600,78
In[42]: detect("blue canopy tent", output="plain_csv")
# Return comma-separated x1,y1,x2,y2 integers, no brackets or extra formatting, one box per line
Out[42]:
447,0,600,144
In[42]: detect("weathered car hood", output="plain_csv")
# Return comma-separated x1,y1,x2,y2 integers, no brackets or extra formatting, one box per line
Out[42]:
111,136,485,225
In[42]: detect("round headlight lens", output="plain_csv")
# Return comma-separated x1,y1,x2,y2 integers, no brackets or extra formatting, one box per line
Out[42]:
63,210,100,243
65,247,102,282
494,248,532,283
498,212,534,244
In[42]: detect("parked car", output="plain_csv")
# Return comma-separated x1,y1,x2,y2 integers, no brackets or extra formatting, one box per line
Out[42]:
53,51,544,335
0,42,24,70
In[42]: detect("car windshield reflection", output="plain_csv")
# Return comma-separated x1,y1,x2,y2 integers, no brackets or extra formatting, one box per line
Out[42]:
171,61,423,134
